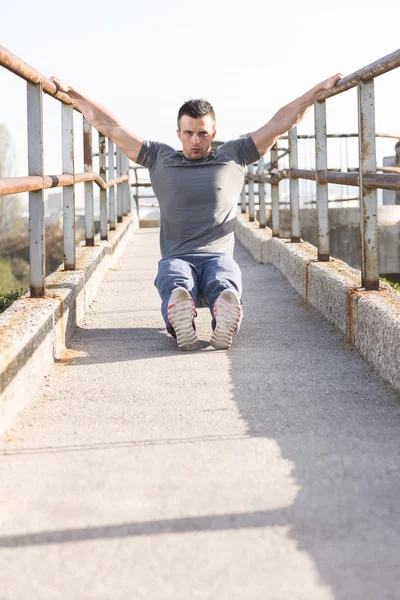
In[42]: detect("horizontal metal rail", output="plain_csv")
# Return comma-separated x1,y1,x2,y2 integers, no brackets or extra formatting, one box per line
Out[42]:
246,174,272,184
0,173,129,196
279,132,400,141
283,169,400,191
378,166,400,174
0,43,133,297
304,197,359,205
0,44,73,106
319,48,400,101
242,131,400,141
242,47,400,291
246,169,400,192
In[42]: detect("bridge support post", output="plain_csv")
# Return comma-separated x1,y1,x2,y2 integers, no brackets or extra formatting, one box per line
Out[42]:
315,100,330,261
248,164,255,221
258,158,266,228
240,176,247,213
27,81,45,297
83,118,95,246
271,145,280,236
99,133,108,240
132,166,139,217
122,154,130,216
116,147,123,223
62,103,76,268
108,139,116,230
289,127,300,242
358,79,379,290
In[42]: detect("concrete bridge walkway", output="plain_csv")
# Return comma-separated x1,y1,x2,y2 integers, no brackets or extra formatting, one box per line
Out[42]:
1,228,400,599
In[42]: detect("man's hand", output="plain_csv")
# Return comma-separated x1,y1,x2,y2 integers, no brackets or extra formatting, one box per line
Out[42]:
317,73,343,94
50,76,73,95
251,72,344,156
48,76,143,162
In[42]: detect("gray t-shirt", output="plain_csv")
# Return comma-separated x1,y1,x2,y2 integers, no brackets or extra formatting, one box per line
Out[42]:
136,136,260,258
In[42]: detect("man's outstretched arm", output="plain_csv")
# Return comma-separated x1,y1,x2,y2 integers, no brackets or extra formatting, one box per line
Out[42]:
251,73,342,156
50,77,143,163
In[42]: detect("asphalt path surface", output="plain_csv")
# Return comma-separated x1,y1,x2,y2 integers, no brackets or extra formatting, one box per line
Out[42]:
1,228,400,599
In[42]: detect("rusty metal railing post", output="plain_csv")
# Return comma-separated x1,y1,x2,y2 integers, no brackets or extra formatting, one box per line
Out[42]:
27,81,45,297
99,133,108,240
289,127,300,242
62,103,76,268
258,158,266,227
315,101,330,261
116,147,123,223
358,79,379,290
396,140,400,205
108,139,116,230
83,118,94,245
133,166,139,217
123,154,130,216
271,144,280,236
241,176,247,213
248,164,255,221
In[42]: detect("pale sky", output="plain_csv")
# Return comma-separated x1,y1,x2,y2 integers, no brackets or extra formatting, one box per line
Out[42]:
1,0,399,184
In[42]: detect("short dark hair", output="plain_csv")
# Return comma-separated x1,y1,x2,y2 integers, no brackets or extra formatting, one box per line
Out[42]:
177,99,216,127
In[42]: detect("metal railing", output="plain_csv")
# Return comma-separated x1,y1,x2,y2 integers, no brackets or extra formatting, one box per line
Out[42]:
0,44,132,297
130,166,156,215
242,48,400,290
2,44,399,296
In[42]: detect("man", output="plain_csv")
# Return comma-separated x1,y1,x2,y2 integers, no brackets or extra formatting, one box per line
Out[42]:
51,73,342,351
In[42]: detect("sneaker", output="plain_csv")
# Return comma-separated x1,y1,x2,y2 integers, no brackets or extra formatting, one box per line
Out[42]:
167,287,198,351
210,289,242,350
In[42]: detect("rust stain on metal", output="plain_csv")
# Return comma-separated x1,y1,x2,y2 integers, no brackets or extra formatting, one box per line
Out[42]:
361,133,371,157
83,131,92,167
364,279,380,291
64,263,76,271
30,284,45,298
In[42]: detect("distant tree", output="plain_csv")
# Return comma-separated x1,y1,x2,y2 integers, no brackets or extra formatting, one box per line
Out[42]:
0,124,22,234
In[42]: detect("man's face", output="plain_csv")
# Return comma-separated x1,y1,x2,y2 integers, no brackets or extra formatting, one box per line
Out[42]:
177,114,216,160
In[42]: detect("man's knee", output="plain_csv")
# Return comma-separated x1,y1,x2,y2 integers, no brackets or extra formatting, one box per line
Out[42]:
201,256,242,295
155,257,198,301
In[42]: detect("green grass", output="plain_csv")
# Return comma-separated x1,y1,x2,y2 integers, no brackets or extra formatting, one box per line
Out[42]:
0,288,25,314
381,278,400,292
0,257,29,313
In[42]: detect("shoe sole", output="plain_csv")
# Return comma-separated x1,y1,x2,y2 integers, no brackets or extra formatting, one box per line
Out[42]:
168,289,198,351
210,291,241,350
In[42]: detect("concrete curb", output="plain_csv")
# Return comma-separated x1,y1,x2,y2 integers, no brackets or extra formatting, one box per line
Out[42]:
0,215,138,435
236,213,400,393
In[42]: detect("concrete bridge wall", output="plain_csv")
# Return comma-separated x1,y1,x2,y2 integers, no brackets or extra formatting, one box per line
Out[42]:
261,206,400,276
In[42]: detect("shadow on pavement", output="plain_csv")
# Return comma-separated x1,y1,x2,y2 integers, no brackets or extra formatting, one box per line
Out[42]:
56,326,212,364
227,245,400,599
0,508,288,548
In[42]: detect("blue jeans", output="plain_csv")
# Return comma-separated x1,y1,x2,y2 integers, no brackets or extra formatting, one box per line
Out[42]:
155,253,242,328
